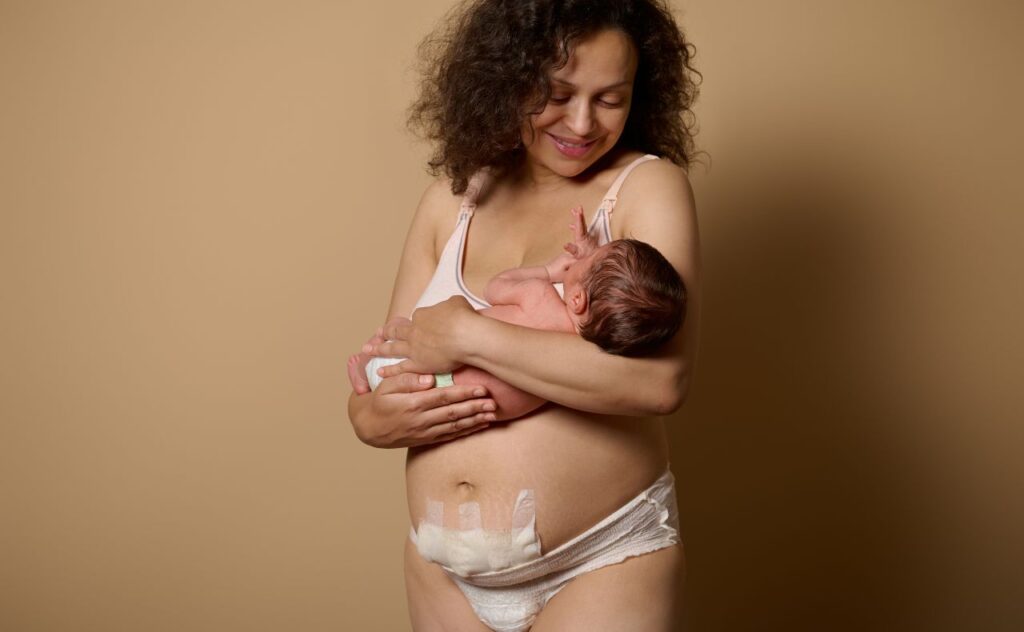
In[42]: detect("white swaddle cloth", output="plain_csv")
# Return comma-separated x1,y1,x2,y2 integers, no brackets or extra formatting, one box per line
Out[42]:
365,356,454,390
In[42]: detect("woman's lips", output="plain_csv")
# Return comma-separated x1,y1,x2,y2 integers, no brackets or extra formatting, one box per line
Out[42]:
547,133,598,158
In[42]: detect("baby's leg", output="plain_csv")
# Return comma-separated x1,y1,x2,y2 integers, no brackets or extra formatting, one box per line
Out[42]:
452,366,545,421
347,353,371,394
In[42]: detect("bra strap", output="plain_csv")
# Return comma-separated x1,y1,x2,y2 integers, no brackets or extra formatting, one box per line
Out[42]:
459,170,491,217
602,154,659,214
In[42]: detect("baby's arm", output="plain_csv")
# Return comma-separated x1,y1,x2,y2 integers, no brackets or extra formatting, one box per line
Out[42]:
484,268,551,306
457,279,560,421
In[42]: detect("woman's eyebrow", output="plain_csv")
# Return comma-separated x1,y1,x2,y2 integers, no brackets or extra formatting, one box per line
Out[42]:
551,78,631,90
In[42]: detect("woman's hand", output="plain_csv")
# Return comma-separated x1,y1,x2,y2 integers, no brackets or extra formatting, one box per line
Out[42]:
348,372,496,449
370,296,478,377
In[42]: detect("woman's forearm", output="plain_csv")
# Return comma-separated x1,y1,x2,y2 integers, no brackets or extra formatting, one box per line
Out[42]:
458,314,688,417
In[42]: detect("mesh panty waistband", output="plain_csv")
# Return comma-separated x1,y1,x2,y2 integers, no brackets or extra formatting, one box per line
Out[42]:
451,468,678,587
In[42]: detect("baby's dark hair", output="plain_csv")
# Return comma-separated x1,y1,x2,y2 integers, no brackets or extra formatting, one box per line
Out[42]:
578,239,686,356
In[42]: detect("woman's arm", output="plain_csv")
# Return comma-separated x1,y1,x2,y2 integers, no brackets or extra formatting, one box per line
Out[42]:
346,180,497,448
375,161,700,417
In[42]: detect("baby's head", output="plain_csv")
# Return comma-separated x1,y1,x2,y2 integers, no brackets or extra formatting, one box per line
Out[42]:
563,239,687,357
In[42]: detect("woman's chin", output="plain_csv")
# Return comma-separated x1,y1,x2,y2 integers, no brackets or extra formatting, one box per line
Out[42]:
540,151,603,178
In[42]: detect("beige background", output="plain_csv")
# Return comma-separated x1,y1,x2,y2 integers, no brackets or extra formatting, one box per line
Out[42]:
1,1,1021,630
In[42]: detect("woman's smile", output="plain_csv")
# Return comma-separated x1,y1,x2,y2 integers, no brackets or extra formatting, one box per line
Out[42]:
546,132,601,158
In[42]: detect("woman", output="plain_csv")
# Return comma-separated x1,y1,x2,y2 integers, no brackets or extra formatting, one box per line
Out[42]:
348,1,701,629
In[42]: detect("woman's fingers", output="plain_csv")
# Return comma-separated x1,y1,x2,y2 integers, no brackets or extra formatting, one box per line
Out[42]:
427,415,493,443
420,398,496,427
382,316,411,330
368,339,410,358
409,384,495,425
412,383,491,411
361,337,387,355
425,410,495,439
382,318,413,342
375,371,439,395
376,358,420,379
364,330,386,346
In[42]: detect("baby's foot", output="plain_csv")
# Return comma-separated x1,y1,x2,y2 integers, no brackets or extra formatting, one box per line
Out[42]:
347,353,371,395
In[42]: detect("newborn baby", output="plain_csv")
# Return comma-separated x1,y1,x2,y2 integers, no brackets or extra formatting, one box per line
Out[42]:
347,207,686,421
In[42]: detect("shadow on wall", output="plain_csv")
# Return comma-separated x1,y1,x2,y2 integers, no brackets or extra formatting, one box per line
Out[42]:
667,155,931,632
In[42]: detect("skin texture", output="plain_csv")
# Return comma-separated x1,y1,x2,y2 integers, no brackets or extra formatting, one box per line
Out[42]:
349,27,700,631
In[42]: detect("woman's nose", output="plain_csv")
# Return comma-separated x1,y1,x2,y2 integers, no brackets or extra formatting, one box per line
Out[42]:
565,100,595,137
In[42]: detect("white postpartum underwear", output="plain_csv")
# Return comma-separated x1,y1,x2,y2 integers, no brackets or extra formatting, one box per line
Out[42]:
409,468,680,632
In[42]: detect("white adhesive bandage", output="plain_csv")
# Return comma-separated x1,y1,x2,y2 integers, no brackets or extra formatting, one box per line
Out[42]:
411,489,542,577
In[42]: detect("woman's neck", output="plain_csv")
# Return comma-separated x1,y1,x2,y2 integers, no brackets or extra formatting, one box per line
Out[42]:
515,160,576,194
512,148,628,193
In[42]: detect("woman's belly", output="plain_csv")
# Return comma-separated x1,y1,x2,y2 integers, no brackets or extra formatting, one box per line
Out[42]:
405,405,670,552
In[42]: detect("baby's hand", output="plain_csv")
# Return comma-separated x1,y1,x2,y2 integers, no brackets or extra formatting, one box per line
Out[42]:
565,206,599,259
544,207,600,281
544,251,576,281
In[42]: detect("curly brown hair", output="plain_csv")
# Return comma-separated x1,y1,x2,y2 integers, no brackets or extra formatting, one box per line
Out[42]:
578,239,687,357
409,0,701,194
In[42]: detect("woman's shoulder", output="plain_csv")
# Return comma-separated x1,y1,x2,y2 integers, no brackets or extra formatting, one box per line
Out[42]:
418,177,461,212
613,154,697,240
617,153,693,205
413,177,465,227
595,149,688,187
404,177,467,258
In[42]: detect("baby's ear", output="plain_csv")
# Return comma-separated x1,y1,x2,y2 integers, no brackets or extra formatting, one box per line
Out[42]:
569,288,588,315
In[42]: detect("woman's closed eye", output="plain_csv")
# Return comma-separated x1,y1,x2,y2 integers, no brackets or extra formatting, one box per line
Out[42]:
549,94,626,108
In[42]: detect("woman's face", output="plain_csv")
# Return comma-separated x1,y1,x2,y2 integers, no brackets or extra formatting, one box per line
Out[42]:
522,29,638,178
